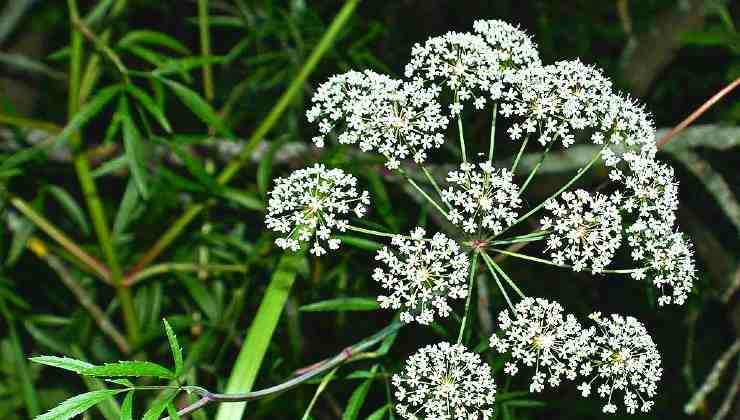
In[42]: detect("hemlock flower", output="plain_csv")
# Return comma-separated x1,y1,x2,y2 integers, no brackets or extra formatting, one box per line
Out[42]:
442,162,521,235
489,298,587,392
540,189,623,273
577,313,662,414
472,19,541,73
265,164,369,256
374,227,469,324
393,342,496,420
307,70,448,169
405,31,504,115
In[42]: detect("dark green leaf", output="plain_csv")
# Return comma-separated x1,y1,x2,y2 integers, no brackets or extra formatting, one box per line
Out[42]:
120,98,150,199
118,30,191,55
220,188,265,211
342,365,378,420
141,391,177,420
126,84,172,133
47,186,90,235
162,319,183,377
5,214,34,267
160,78,232,137
167,402,181,420
91,155,127,178
82,361,175,379
153,56,225,77
300,298,380,312
34,389,121,420
113,178,141,237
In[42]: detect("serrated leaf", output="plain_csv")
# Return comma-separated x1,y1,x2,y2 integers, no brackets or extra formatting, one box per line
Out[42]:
160,78,232,137
30,356,95,373
119,98,150,199
300,298,380,312
142,391,177,420
47,186,90,235
342,365,378,420
126,84,172,133
162,319,183,377
120,391,134,420
34,389,121,420
82,361,175,379
118,30,191,55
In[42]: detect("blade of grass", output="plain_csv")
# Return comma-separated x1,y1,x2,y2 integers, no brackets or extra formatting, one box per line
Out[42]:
214,251,306,420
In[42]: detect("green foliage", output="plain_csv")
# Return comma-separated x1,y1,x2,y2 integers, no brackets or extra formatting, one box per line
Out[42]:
1,1,739,420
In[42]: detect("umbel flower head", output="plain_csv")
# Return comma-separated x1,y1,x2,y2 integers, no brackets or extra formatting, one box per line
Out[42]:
540,189,623,273
472,19,541,72
442,162,521,235
265,163,369,256
306,70,449,169
490,298,587,393
577,313,662,414
374,228,469,324
393,342,496,420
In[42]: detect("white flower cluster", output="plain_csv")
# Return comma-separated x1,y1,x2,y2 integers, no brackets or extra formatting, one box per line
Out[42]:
578,313,662,414
490,300,662,414
442,162,522,235
373,228,469,324
306,70,448,169
393,342,496,420
489,298,586,392
614,153,695,305
472,19,541,71
265,164,369,256
540,189,623,272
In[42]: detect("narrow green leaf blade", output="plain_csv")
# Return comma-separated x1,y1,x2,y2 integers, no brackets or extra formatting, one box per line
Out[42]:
342,365,378,420
120,391,134,420
300,298,380,312
141,391,177,420
166,402,182,420
126,84,172,133
35,389,121,420
82,361,175,379
118,30,191,55
161,78,232,137
120,98,150,199
47,186,91,235
162,319,183,377
29,356,95,373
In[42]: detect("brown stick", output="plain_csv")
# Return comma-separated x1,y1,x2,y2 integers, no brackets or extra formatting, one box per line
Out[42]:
657,77,740,148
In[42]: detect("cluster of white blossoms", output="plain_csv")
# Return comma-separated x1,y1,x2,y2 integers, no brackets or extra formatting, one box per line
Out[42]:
490,300,662,414
442,162,522,234
306,70,448,169
489,298,586,392
274,17,697,418
540,189,623,273
578,313,662,414
373,228,469,324
393,342,497,420
264,164,369,256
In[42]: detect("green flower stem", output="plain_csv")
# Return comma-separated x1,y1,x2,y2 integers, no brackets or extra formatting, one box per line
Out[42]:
124,262,248,286
518,141,554,195
127,0,360,276
346,225,398,239
489,247,645,274
68,0,139,344
9,196,111,282
167,320,403,420
496,146,605,238
421,166,450,208
482,251,525,299
481,252,516,313
457,114,467,163
197,0,214,102
457,253,479,344
510,135,529,175
490,232,548,245
488,103,497,162
400,170,449,218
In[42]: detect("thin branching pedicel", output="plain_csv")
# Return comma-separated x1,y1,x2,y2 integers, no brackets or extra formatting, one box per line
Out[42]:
374,227,469,324
265,163,369,256
393,342,496,420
